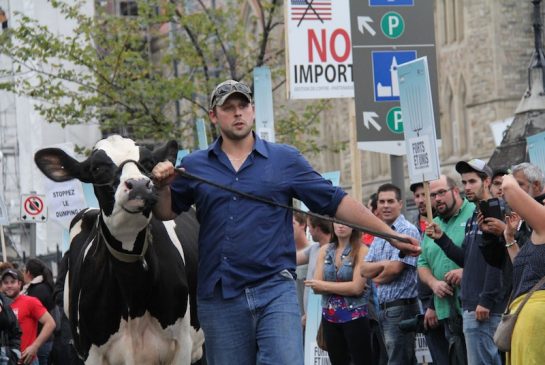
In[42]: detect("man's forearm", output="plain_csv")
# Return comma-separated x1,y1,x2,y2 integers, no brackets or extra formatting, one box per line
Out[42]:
418,267,438,289
361,261,384,279
373,261,403,284
33,319,55,349
335,196,396,241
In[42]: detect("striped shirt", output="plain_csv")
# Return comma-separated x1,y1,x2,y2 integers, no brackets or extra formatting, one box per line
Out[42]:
365,214,420,304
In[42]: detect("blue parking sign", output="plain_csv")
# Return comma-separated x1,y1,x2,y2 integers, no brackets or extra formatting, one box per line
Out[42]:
369,0,414,6
372,50,417,102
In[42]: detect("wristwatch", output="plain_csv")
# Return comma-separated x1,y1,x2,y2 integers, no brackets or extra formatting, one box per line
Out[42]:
505,240,517,248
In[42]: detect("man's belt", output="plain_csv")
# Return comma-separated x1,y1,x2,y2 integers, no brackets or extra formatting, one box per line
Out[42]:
379,297,417,310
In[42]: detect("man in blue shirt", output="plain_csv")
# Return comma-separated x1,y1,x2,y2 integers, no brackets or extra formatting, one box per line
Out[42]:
361,183,420,365
152,80,419,365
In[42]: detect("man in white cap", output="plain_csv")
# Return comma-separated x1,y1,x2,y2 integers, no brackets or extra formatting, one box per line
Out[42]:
425,159,506,365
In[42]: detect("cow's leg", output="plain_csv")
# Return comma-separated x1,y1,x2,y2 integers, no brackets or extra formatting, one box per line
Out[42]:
169,304,193,365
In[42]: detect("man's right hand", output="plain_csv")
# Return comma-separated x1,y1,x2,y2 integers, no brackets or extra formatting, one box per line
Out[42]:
424,308,439,330
431,280,454,298
151,161,176,189
425,222,443,240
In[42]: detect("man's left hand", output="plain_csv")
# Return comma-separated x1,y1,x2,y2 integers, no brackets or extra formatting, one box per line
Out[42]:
475,305,490,321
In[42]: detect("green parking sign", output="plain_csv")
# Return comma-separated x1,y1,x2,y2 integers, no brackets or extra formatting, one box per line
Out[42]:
387,107,404,133
381,12,404,39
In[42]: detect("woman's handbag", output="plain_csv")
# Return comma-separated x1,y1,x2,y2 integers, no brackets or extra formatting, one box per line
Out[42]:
494,275,545,352
316,320,327,351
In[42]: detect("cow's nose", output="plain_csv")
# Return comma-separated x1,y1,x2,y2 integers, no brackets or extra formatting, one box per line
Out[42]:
125,178,152,199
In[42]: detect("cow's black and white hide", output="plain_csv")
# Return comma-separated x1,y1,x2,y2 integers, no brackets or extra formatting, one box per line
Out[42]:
34,135,204,365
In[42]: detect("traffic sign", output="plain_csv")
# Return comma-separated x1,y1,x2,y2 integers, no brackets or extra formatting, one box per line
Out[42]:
399,57,440,183
20,194,47,222
370,0,414,7
381,12,404,39
349,0,440,155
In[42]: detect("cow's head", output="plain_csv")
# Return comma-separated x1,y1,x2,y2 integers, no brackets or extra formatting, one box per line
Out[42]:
35,135,178,243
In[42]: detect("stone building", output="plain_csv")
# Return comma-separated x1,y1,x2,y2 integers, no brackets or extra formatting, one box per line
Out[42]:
304,1,539,200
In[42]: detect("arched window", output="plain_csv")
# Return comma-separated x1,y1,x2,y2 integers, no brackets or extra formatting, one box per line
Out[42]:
436,0,447,45
459,77,469,154
446,0,456,44
441,82,454,158
455,0,464,41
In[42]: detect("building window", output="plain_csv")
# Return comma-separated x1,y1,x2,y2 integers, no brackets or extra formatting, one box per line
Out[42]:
441,82,454,158
120,1,138,16
436,0,446,45
455,0,464,41
459,77,469,154
445,0,456,44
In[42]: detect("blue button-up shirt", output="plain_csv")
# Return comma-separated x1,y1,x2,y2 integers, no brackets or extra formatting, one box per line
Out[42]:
170,134,346,299
365,214,420,304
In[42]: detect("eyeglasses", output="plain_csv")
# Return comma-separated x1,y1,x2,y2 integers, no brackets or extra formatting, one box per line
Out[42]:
210,82,252,108
430,188,452,199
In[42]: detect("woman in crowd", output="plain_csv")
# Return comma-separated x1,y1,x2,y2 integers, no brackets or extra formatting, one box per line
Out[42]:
306,223,372,365
501,174,545,364
22,259,55,365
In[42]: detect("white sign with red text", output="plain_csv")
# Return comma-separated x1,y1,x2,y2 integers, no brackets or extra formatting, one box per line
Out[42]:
285,0,353,99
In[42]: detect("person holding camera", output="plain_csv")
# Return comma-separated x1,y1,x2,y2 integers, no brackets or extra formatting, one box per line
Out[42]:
500,173,545,364
425,160,506,365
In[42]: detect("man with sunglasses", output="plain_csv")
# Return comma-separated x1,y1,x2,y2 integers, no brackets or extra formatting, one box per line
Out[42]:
417,175,474,364
151,79,420,365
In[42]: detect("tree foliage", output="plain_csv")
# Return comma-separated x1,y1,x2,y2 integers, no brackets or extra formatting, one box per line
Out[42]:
0,0,334,154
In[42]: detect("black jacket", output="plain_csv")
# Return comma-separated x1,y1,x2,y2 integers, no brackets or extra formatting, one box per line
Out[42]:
0,293,21,365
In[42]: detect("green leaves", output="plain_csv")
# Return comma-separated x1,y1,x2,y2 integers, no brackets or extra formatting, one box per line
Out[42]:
0,0,334,155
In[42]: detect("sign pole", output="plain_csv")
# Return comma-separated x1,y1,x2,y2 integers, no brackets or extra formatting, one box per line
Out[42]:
423,181,434,224
0,226,6,262
349,98,362,202
30,222,36,258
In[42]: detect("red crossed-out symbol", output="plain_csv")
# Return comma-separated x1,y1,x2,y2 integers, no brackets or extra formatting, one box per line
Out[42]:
24,196,44,216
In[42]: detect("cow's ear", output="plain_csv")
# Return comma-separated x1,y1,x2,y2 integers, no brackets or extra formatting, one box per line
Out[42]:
152,140,179,165
34,148,89,182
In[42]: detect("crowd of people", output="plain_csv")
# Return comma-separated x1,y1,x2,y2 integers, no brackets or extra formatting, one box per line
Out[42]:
0,253,84,365
294,159,545,365
3,79,543,365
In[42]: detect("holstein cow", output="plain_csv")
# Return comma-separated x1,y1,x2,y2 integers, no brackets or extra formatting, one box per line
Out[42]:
34,135,204,365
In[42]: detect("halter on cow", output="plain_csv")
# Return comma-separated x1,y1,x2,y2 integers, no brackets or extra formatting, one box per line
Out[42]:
34,135,203,365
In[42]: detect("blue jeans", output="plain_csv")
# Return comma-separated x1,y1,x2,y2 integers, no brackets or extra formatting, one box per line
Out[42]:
379,302,419,365
462,311,502,365
37,339,53,365
197,270,304,365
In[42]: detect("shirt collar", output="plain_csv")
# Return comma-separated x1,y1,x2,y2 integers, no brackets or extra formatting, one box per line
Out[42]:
208,131,269,159
390,214,406,230
439,198,470,223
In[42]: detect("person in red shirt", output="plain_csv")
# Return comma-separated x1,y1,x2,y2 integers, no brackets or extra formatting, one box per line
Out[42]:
1,269,55,365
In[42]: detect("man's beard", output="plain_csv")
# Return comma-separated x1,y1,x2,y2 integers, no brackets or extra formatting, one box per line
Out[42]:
437,194,456,219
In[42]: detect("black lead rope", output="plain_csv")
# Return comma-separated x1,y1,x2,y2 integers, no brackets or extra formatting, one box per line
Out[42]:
174,168,412,249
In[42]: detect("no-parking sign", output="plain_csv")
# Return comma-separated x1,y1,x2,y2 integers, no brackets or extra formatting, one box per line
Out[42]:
20,194,47,222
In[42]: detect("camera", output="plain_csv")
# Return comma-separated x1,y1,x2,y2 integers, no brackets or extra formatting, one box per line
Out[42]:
398,314,427,334
478,198,510,220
